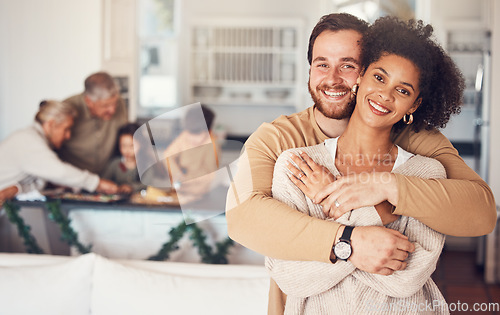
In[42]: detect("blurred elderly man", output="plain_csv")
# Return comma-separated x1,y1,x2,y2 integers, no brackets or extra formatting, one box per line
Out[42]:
58,71,128,175
0,100,118,204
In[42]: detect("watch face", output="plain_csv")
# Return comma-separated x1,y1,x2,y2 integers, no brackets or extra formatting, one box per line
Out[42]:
334,241,352,260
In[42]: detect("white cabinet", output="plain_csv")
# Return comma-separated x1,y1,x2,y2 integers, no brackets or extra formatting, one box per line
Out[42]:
189,19,303,108
426,0,492,45
101,0,137,120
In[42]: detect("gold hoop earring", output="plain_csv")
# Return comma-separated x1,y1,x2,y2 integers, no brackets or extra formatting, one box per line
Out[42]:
403,113,414,125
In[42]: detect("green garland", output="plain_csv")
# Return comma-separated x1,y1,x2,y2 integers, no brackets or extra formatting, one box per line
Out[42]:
188,223,234,264
46,200,92,254
148,220,189,261
5,200,234,264
3,201,44,254
148,220,234,264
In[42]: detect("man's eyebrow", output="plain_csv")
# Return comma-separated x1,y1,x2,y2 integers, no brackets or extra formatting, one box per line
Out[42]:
312,56,359,64
312,56,327,63
341,57,359,64
375,67,415,92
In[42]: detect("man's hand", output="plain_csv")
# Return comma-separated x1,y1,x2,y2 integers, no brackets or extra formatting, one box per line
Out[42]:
348,226,415,275
315,172,399,219
96,179,119,194
118,184,133,194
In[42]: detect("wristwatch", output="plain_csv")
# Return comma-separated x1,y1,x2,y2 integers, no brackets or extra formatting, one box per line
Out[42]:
333,226,354,261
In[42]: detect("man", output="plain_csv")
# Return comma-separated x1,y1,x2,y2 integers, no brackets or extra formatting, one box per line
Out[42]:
0,100,118,200
225,13,496,314
58,71,128,175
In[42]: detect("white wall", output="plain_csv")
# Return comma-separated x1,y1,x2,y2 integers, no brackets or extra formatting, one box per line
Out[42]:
177,0,328,136
489,2,500,204
0,0,330,139
0,0,102,140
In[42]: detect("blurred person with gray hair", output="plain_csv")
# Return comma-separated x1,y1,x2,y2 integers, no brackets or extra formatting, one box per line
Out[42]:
0,100,118,205
58,71,128,175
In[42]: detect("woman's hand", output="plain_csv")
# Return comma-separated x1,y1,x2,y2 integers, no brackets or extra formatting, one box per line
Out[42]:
96,179,119,194
314,172,399,219
286,151,336,200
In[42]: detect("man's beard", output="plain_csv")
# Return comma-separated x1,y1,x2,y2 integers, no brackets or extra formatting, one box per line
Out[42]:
308,80,356,120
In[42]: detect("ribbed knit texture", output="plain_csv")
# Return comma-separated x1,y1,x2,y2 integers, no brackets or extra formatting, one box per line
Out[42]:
266,143,449,315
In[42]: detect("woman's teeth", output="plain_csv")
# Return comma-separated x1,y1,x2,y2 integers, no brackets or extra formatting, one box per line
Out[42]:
368,100,389,113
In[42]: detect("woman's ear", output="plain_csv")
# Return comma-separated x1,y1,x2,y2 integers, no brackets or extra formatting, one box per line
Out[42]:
410,97,422,113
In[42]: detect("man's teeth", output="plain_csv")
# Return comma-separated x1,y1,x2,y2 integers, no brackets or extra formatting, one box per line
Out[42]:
324,90,347,97
368,100,389,113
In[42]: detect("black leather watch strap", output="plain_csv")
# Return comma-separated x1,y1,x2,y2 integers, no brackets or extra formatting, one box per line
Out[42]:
340,225,354,243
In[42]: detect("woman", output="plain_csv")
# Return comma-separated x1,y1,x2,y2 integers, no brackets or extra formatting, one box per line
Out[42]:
0,100,118,198
266,17,464,314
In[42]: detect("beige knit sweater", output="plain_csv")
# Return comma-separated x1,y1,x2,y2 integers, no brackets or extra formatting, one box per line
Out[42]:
266,142,449,315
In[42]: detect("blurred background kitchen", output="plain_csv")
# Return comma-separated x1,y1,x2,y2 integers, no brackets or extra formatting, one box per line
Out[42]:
0,0,499,300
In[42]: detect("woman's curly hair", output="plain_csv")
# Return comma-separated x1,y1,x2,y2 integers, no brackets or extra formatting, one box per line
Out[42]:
360,16,465,133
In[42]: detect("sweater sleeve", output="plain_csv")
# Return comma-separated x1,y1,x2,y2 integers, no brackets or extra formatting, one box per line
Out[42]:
393,128,496,236
226,123,340,263
20,131,100,192
351,156,446,298
265,148,356,298
351,216,445,298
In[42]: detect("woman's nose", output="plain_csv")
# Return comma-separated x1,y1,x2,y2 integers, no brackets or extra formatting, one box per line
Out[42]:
378,86,394,102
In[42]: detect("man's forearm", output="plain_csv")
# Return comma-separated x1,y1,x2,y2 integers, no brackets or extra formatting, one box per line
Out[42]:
398,128,497,236
395,175,496,236
226,194,340,263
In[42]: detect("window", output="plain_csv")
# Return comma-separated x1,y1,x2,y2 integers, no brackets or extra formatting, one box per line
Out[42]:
138,0,180,117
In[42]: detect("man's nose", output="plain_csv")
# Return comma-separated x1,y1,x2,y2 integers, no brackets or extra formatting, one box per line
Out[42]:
324,67,343,86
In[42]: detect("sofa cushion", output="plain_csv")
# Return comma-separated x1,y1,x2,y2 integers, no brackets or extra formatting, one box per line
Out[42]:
91,255,269,315
0,253,95,315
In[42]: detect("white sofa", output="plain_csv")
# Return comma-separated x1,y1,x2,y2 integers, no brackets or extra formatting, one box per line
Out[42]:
0,253,270,315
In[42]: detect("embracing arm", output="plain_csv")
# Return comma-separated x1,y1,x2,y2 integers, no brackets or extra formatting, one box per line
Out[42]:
226,124,339,263
265,149,357,297
394,128,496,236
21,135,100,192
352,216,445,298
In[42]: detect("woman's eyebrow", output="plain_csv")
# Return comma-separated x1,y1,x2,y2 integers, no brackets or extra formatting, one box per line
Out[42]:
375,67,415,92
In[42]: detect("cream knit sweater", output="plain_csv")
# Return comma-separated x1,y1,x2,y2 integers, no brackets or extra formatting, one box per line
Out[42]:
267,142,449,315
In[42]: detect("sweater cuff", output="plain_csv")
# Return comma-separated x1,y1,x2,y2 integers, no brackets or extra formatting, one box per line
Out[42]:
84,174,100,192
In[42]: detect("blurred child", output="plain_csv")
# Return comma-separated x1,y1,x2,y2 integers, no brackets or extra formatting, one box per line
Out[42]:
102,123,146,193
163,104,219,203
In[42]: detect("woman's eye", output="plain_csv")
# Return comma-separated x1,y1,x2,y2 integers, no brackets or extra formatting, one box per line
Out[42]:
397,88,410,95
374,74,383,82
